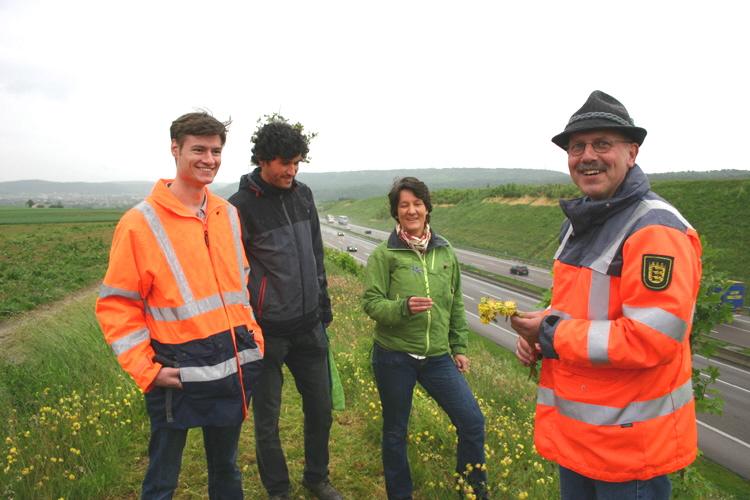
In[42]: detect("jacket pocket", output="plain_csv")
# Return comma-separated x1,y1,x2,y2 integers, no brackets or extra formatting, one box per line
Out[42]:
175,334,240,401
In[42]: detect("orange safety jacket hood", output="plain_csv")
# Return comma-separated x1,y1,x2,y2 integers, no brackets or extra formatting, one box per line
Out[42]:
96,179,264,429
535,165,701,481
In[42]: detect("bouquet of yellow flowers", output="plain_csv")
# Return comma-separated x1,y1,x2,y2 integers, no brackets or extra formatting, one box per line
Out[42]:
478,297,524,324
478,297,538,380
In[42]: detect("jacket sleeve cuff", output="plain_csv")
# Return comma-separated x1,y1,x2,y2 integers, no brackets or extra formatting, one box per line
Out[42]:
451,346,467,356
539,315,561,359
320,310,333,324
402,297,414,315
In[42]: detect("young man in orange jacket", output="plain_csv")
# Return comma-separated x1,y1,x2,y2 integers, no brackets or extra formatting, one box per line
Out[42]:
511,91,701,500
96,111,264,499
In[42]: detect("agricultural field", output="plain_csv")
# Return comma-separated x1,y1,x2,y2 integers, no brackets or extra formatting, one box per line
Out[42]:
0,207,123,320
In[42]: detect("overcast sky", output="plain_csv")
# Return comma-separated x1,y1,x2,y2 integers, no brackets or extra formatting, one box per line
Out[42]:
1,0,747,187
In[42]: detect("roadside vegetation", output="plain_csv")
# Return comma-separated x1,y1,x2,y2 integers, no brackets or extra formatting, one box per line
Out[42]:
320,178,750,286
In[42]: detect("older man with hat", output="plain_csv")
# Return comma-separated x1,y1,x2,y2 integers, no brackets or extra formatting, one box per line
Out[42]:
510,91,703,500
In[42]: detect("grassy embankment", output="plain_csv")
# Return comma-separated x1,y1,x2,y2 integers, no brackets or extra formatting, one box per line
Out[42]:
320,178,750,286
0,201,749,498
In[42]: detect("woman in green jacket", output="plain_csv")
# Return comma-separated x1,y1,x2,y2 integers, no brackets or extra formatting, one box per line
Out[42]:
363,177,487,500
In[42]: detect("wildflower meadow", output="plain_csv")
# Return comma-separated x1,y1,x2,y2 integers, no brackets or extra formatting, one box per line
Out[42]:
0,235,747,498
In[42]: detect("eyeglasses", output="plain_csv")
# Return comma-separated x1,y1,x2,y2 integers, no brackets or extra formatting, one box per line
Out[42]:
565,140,632,156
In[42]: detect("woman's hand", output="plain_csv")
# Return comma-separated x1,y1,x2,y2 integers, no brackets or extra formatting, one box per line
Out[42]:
454,354,469,372
407,296,433,315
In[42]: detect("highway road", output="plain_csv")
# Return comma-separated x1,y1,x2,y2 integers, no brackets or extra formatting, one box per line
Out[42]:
322,221,750,480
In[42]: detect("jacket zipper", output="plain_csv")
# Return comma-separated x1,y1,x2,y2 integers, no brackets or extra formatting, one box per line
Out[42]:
280,194,307,315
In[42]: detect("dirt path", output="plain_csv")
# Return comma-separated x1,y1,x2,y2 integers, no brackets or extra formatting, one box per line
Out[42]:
0,283,102,343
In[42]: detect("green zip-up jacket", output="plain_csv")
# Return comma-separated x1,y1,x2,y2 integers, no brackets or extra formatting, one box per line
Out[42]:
362,229,468,357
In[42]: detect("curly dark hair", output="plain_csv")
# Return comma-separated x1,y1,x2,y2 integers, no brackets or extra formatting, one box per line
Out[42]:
388,177,433,223
251,121,310,166
170,110,231,147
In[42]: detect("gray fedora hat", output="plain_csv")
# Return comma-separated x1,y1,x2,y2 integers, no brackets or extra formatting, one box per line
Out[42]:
551,90,647,149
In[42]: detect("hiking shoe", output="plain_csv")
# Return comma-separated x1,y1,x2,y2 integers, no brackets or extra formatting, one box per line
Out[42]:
302,479,343,500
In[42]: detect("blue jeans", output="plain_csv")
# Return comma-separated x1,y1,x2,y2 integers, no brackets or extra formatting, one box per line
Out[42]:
141,423,244,500
372,344,486,500
559,466,672,500
252,322,333,496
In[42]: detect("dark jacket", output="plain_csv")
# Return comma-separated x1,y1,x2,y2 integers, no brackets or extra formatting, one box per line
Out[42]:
228,168,332,335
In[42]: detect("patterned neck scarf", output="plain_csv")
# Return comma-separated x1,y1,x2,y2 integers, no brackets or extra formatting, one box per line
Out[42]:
397,223,431,254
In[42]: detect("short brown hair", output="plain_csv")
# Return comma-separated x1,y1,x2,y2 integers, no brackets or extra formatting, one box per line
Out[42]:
170,111,232,148
388,177,433,223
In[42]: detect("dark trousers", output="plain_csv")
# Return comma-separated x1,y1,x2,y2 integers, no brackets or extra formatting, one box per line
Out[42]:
559,466,672,500
141,424,244,500
252,322,333,496
372,344,486,500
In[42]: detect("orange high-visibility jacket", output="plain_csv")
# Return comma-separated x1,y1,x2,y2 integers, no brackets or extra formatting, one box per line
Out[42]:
96,179,264,429
536,166,701,482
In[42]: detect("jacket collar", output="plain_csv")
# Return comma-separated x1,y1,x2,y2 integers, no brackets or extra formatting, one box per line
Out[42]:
150,179,220,216
559,164,650,234
386,228,450,252
238,167,298,197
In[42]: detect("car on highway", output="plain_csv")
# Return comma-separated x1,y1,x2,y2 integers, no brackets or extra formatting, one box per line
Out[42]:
510,265,529,276
337,231,345,236
346,244,357,252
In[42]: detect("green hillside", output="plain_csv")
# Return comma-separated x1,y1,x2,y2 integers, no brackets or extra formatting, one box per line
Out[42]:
320,179,750,286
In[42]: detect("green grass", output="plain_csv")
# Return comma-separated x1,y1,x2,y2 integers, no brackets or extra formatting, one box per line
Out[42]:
320,178,750,286
0,222,117,320
0,241,748,498
0,204,747,498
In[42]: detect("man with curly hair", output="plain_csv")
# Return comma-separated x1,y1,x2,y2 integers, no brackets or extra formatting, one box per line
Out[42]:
229,120,342,500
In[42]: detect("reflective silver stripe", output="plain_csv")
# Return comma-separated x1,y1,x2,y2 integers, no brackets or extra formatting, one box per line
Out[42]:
146,291,250,322
623,305,688,342
180,345,262,383
589,202,651,273
553,223,574,260
226,205,247,298
145,294,225,322
99,284,141,301
136,201,196,304
111,328,150,356
589,198,692,274
537,379,693,426
645,198,693,229
223,291,248,307
550,309,573,320
238,345,263,365
588,271,610,320
587,321,611,364
586,271,611,364
180,357,238,383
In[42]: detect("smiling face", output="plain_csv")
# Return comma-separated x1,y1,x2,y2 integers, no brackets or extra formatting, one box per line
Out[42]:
171,134,223,188
567,130,639,201
397,188,428,237
259,154,302,189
